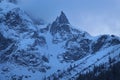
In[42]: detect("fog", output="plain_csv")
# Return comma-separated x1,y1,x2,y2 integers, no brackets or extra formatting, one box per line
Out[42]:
19,0,120,36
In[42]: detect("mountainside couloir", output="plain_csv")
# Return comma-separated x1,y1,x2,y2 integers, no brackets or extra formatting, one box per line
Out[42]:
0,1,120,80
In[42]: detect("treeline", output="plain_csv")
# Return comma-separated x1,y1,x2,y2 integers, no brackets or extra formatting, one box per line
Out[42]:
77,60,120,80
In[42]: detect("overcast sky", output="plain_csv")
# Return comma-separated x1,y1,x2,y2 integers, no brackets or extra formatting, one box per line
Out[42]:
20,0,120,36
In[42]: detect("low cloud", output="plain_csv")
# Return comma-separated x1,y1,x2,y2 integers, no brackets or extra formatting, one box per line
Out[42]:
74,13,120,36
19,0,120,36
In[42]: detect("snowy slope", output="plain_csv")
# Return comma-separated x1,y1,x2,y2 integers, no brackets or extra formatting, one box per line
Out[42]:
0,1,120,80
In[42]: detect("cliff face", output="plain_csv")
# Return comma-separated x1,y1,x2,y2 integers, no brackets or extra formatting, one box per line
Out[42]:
0,1,120,80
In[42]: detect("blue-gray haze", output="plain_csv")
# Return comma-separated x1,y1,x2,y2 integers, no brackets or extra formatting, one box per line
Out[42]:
20,0,120,36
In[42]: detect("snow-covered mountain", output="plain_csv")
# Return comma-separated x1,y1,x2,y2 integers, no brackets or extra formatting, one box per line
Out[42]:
0,1,120,80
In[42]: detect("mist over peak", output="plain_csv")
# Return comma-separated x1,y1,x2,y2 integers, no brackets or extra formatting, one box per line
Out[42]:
0,1,120,80
17,0,120,36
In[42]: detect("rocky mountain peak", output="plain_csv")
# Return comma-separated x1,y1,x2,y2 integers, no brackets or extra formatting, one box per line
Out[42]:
55,11,70,24
0,2,120,80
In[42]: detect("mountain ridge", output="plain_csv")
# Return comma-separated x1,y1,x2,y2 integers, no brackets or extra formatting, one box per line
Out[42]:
0,1,120,80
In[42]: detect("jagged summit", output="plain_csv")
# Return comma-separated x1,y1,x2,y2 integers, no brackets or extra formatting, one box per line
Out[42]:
50,11,71,36
0,2,120,80
55,11,70,24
